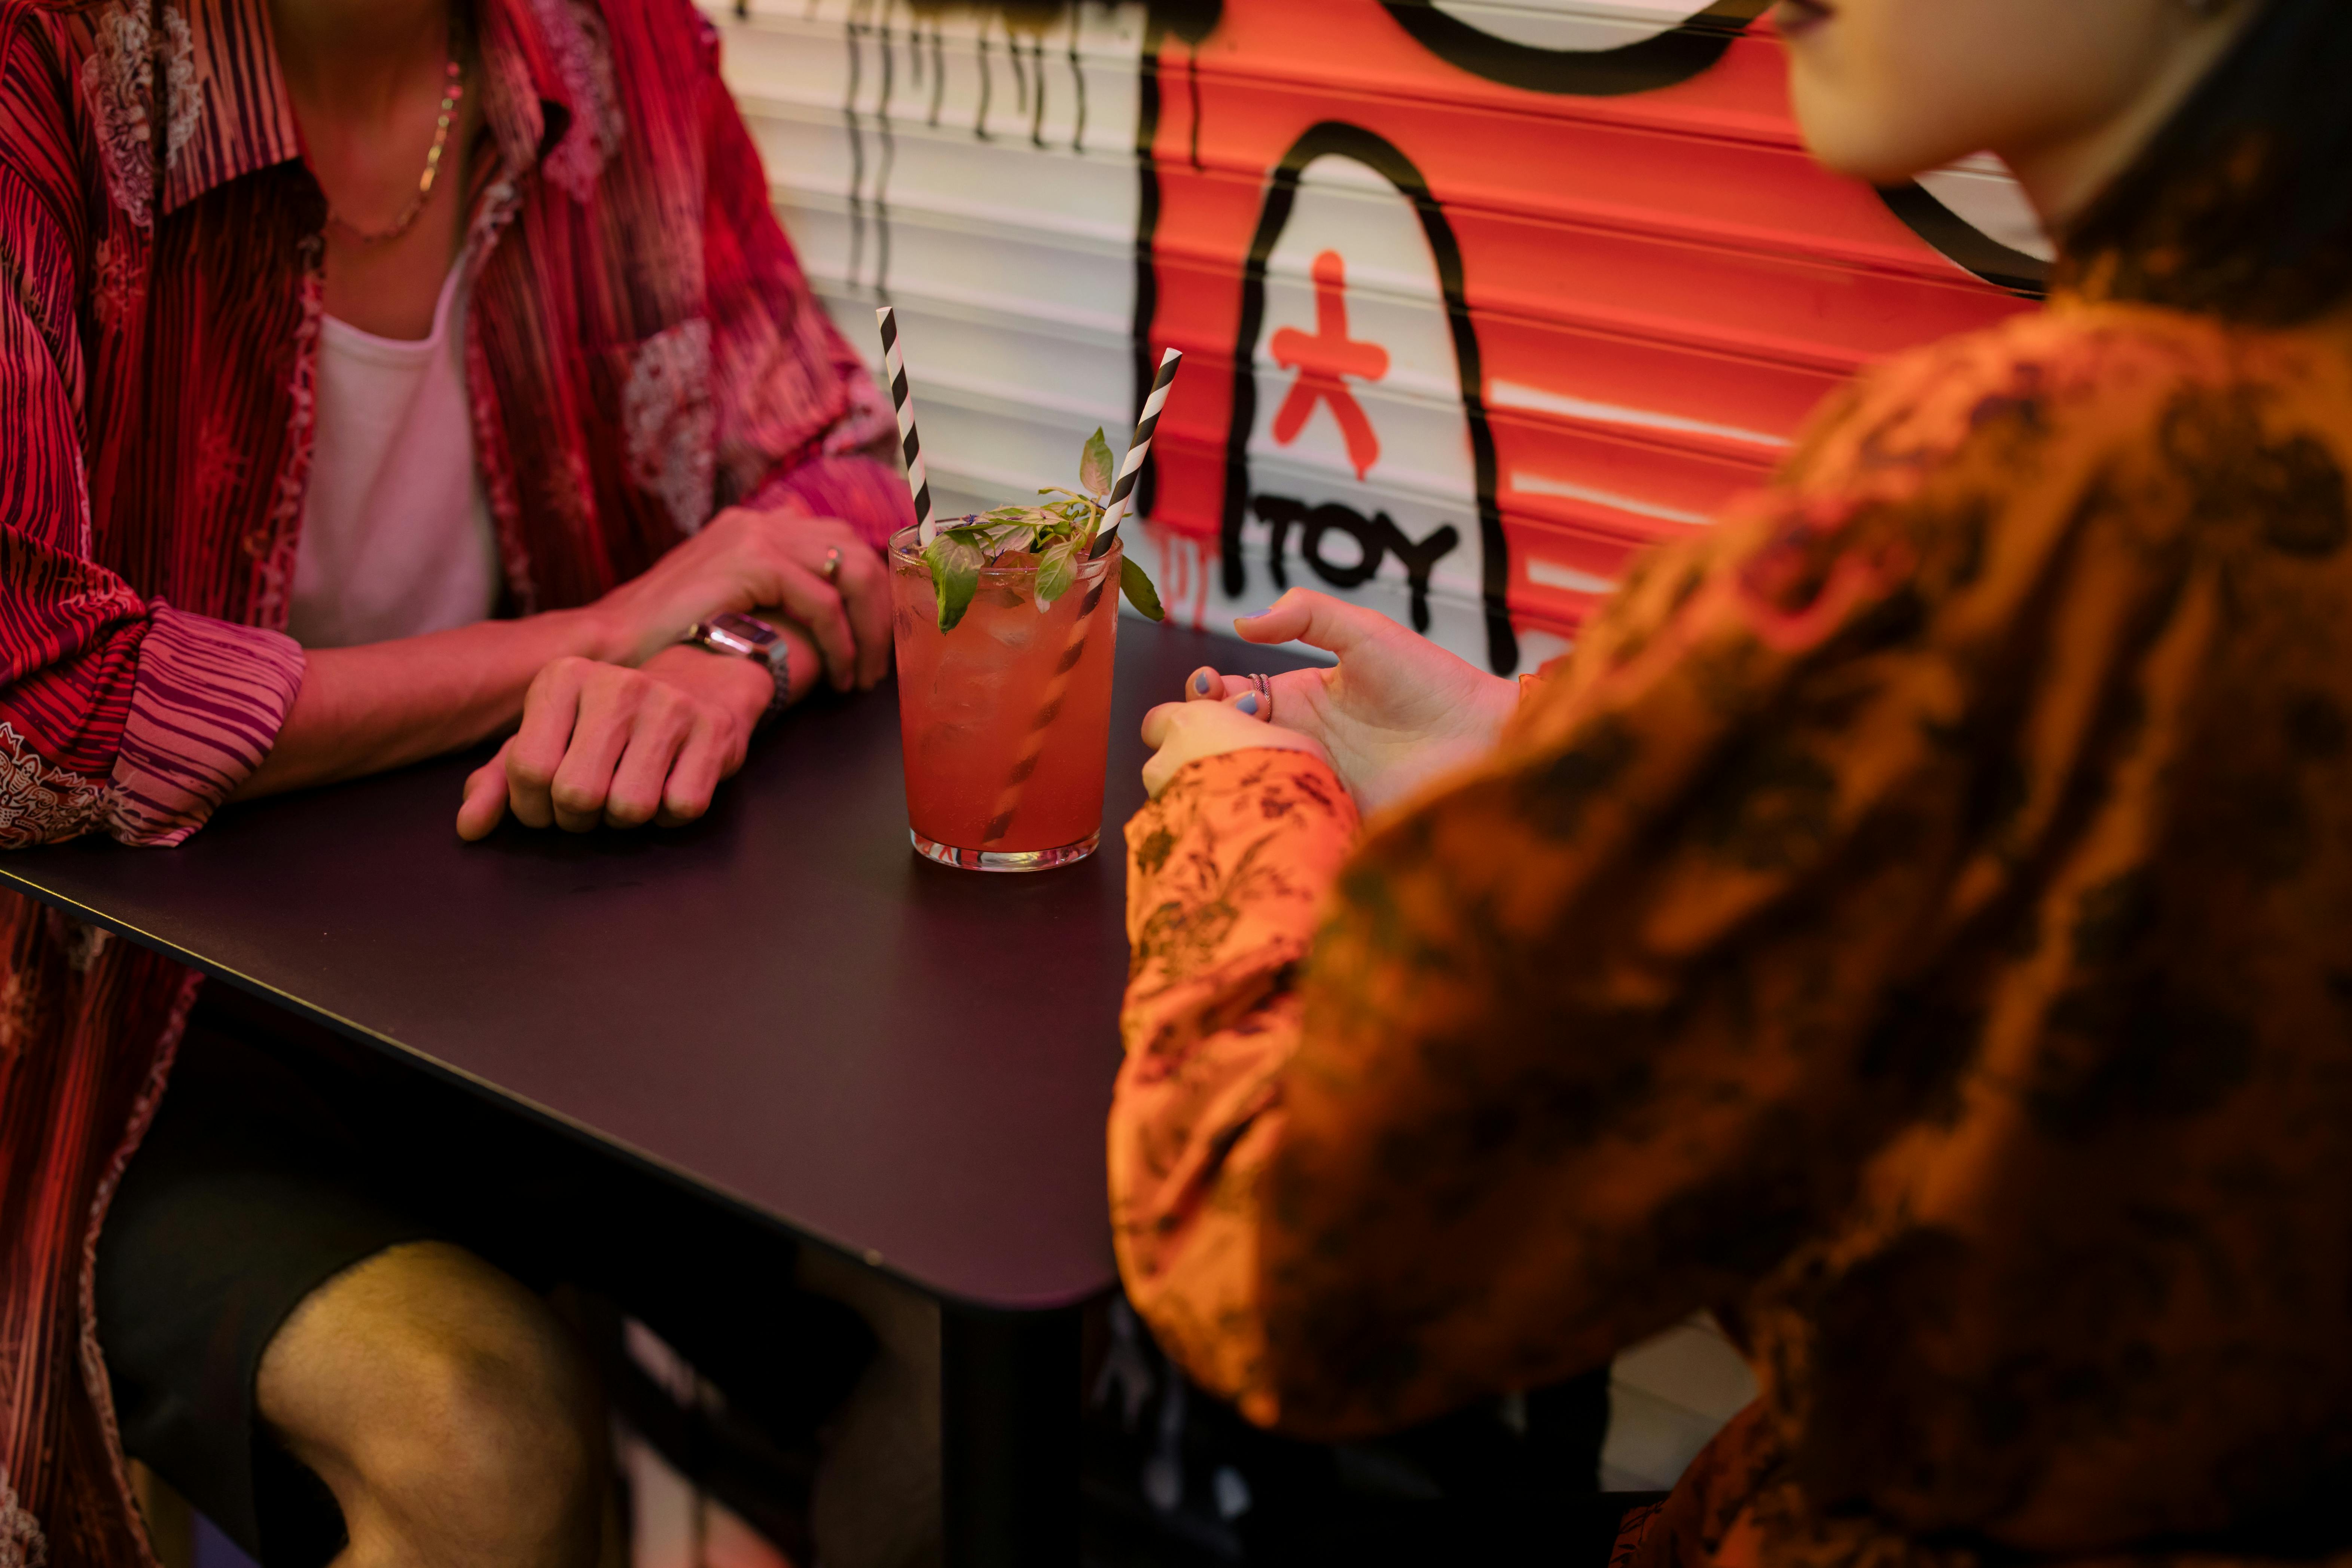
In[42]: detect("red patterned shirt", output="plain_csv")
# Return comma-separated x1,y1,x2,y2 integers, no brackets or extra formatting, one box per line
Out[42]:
0,0,904,1549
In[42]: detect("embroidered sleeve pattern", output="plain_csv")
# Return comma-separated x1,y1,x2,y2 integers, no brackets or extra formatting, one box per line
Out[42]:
1109,748,1360,1419
0,722,108,849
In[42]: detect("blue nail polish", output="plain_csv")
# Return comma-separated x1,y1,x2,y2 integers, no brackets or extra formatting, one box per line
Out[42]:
1238,692,1260,715
1194,672,1211,694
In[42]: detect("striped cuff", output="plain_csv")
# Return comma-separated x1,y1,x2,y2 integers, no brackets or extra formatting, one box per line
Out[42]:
746,453,915,551
107,605,306,848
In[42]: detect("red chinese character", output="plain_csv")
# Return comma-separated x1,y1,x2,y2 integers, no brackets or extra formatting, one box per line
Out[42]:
1270,250,1389,480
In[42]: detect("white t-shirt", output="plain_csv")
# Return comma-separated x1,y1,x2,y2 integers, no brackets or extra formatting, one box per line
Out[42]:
286,260,501,649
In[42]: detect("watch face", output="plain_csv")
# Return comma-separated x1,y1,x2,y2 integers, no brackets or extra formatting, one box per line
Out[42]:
708,612,781,653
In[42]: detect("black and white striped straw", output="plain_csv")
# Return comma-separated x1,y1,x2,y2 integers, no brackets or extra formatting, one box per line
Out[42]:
982,348,1185,846
1088,346,1181,558
876,306,939,545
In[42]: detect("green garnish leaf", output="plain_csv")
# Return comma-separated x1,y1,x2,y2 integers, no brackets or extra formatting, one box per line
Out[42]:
1120,553,1165,621
923,533,983,631
926,430,1169,629
1034,536,1079,612
1080,428,1116,501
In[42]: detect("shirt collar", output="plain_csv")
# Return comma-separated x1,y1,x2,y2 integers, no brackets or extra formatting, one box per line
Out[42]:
159,0,611,220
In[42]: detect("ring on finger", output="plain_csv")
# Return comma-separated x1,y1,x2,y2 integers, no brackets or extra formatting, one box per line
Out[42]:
821,546,843,583
1247,671,1274,721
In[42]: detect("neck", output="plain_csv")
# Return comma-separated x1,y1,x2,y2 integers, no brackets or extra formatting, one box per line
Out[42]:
2002,3,2262,235
269,0,452,118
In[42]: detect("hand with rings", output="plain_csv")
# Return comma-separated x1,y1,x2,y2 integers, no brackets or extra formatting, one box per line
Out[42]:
750,513,890,692
579,504,889,693
1142,588,1518,812
719,509,890,692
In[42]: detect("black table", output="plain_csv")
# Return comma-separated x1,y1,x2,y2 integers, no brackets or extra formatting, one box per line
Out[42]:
0,618,1320,1566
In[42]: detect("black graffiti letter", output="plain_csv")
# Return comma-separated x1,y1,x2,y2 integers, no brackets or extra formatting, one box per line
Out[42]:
1300,504,1388,589
1373,513,1459,634
1248,494,1310,591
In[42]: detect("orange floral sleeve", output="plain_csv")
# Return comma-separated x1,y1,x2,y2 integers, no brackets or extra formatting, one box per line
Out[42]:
1113,748,1360,1413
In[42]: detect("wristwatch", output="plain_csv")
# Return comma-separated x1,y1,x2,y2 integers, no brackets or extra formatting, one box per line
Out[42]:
683,611,791,727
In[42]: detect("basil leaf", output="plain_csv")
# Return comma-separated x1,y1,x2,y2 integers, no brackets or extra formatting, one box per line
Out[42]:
1034,537,1079,612
1119,555,1165,622
923,534,983,632
1080,428,1116,501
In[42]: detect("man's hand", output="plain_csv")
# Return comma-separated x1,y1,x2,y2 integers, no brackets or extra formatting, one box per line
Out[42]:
455,642,781,839
1172,589,1518,815
588,508,892,691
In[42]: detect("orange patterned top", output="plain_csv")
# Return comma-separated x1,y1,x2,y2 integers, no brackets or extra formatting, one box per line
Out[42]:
1112,301,2352,1568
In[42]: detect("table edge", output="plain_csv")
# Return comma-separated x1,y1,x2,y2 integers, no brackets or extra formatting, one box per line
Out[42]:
0,861,1117,1317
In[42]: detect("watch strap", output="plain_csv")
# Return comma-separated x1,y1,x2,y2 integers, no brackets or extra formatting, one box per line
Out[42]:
685,613,791,727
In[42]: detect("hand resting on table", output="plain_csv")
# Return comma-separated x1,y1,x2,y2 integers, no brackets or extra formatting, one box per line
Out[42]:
455,626,818,839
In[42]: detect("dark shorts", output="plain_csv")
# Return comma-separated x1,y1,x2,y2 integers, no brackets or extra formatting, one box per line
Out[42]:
97,986,873,1568
97,995,431,1564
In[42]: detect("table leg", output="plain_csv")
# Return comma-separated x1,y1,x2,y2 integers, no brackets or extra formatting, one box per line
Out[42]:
942,1304,1081,1567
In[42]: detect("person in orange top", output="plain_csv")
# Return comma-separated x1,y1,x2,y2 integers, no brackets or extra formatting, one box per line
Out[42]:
1111,0,2352,1564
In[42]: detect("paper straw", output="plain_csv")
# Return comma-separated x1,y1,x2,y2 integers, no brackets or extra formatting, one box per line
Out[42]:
876,306,938,545
1089,346,1180,559
984,349,1184,846
981,568,1113,846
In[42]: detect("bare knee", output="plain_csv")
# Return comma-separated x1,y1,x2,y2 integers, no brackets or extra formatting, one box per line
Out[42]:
258,1241,606,1568
351,1306,602,1566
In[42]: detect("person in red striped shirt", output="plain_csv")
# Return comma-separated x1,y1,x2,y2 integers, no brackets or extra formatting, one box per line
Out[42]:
0,0,906,1556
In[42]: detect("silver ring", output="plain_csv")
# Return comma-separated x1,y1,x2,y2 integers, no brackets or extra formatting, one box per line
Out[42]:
1247,671,1273,721
821,546,843,583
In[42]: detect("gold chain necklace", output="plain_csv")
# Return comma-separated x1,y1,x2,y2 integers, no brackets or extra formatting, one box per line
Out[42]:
328,53,466,247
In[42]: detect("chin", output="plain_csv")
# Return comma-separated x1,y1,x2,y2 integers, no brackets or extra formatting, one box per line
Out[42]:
1803,135,1938,187
1788,84,1955,187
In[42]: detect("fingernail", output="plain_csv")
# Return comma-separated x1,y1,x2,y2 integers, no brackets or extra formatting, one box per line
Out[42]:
1238,692,1259,715
1193,672,1211,694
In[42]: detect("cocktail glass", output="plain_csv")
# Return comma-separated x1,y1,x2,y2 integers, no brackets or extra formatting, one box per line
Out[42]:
887,523,1122,870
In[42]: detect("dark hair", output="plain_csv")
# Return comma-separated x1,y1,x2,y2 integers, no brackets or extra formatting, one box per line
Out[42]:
2059,0,2352,326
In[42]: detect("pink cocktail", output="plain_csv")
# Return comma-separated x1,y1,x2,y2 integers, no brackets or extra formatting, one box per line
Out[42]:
888,525,1121,870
